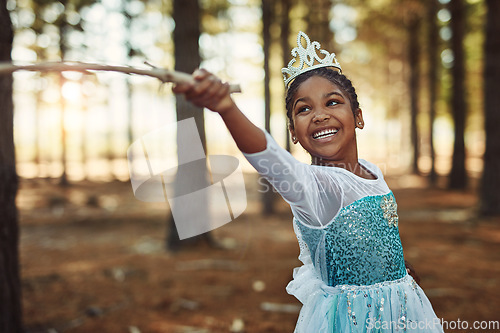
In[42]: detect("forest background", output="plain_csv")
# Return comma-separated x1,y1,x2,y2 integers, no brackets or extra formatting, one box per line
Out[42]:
0,0,499,332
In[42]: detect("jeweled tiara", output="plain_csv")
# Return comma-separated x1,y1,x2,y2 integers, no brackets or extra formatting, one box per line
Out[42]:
282,31,342,88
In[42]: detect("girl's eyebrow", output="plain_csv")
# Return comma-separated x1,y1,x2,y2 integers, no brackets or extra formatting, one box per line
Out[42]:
324,91,344,99
293,96,309,110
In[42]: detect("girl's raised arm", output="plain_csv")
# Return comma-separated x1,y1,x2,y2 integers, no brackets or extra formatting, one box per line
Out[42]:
173,69,342,226
172,69,266,154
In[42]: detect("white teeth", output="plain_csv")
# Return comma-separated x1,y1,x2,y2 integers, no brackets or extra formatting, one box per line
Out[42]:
313,128,338,139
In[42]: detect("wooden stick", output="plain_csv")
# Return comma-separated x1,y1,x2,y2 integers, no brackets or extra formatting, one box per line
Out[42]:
0,61,242,93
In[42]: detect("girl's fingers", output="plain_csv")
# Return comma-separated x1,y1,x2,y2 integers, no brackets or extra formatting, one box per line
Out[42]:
187,75,223,103
172,68,232,112
172,81,193,94
193,68,210,81
202,76,225,99
216,82,230,98
188,75,218,98
197,81,229,106
172,68,209,95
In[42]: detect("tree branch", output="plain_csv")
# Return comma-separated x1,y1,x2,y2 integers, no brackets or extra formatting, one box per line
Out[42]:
0,61,242,93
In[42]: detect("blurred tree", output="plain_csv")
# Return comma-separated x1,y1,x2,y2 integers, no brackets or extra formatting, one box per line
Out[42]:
280,0,291,152
262,0,275,214
0,0,22,331
28,0,94,184
58,0,70,185
448,0,467,189
200,0,230,34
307,0,333,49
105,0,142,180
21,0,48,178
427,0,439,184
480,0,500,216
407,5,422,175
167,0,213,251
172,0,206,150
121,0,142,149
263,0,271,144
346,0,418,171
10,0,51,178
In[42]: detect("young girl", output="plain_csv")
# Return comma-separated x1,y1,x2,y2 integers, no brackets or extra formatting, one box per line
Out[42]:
173,31,443,332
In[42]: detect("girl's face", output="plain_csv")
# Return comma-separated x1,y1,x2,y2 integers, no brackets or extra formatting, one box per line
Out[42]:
289,75,364,166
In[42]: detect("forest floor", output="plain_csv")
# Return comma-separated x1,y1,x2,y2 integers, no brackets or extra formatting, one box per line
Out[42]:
18,173,500,333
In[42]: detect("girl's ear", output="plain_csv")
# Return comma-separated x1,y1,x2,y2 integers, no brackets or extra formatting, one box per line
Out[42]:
355,109,364,129
289,125,298,144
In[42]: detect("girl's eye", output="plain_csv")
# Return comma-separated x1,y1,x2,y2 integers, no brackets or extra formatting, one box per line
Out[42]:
327,100,338,107
297,106,311,114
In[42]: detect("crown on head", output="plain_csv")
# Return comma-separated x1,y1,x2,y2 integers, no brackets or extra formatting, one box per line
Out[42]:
282,31,342,88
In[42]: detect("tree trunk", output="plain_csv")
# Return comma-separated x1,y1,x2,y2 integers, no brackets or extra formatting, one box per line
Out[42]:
0,0,23,331
122,0,134,148
427,0,439,184
262,0,275,215
58,8,69,186
281,0,291,152
263,0,271,145
34,79,41,177
307,0,332,49
408,15,421,175
81,83,89,180
448,0,467,189
168,0,212,250
172,0,206,149
480,0,500,215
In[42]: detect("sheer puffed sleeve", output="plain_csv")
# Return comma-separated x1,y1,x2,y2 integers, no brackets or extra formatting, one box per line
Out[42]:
243,130,343,227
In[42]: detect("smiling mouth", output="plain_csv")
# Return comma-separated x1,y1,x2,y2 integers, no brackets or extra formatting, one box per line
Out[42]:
312,128,339,140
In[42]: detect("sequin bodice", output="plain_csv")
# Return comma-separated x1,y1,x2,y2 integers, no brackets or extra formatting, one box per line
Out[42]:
296,192,406,287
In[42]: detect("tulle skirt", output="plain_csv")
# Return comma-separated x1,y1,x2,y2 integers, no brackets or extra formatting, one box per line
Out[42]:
287,265,444,332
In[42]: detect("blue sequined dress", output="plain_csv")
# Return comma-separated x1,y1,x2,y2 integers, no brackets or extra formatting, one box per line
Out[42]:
244,132,443,333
